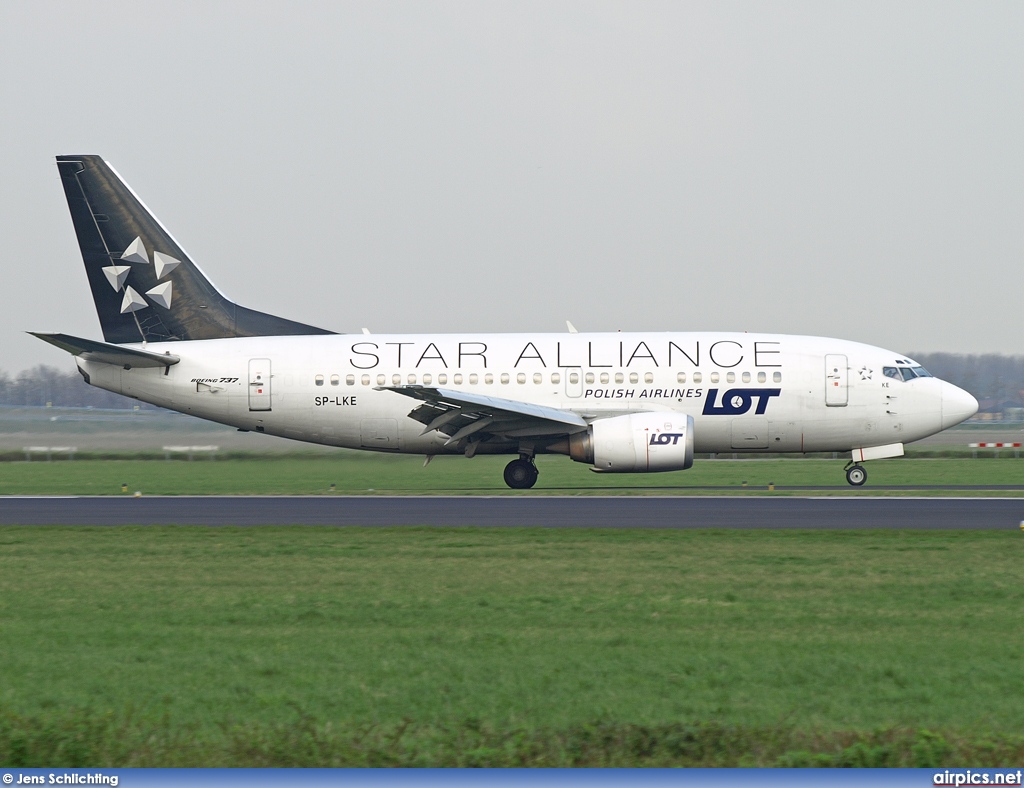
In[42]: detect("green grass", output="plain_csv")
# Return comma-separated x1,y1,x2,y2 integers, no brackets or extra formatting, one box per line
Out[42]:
1,455,1023,495
1,526,1023,765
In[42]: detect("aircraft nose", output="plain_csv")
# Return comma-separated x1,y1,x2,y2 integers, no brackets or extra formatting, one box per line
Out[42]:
941,382,979,429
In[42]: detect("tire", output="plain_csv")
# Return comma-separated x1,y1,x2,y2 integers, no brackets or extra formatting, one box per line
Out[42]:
846,465,867,486
503,459,538,489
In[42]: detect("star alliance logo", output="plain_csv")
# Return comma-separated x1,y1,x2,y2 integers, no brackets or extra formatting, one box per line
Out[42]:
859,367,872,381
102,236,179,314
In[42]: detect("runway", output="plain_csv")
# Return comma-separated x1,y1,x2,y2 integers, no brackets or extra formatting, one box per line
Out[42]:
0,495,1021,529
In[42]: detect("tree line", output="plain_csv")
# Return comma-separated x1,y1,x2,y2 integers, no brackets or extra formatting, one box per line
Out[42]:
0,354,1022,410
910,353,1024,406
0,365,151,409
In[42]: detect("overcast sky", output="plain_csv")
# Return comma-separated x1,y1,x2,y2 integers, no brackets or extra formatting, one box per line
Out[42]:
1,1,1022,373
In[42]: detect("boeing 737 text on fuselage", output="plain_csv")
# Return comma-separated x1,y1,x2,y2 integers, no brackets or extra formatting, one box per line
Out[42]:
33,156,979,488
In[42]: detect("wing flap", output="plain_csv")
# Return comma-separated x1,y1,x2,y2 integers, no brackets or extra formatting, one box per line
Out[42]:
379,385,589,440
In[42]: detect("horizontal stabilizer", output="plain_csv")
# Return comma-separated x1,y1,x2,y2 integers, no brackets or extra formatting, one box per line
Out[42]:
29,332,180,368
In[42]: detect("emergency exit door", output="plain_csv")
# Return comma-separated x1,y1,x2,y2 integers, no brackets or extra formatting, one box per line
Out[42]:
248,358,272,411
825,354,848,407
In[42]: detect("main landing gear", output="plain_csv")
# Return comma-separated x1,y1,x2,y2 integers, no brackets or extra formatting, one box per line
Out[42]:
504,456,539,489
844,462,867,486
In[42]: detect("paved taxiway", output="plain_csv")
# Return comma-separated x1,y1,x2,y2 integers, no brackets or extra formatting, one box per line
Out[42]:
0,496,1021,529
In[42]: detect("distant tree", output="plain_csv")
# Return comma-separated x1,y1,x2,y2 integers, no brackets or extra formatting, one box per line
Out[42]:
910,353,1024,404
0,364,156,410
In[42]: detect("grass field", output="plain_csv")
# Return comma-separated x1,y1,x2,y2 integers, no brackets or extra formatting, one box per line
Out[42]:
1,526,1023,766
1,454,1023,495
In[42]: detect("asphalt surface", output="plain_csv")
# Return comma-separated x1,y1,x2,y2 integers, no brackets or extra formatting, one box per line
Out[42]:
0,495,1021,529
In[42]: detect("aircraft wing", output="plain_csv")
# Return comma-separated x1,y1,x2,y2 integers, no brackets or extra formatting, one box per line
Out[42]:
29,332,180,368
378,385,589,444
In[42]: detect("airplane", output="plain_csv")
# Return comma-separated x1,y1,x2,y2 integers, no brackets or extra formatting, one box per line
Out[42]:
32,155,979,489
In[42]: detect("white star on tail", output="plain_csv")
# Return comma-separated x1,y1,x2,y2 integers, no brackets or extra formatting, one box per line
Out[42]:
146,281,173,309
154,251,180,279
120,286,147,314
102,265,131,291
120,236,149,265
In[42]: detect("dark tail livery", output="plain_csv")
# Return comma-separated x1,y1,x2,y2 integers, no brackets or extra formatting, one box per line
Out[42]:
55,155,334,344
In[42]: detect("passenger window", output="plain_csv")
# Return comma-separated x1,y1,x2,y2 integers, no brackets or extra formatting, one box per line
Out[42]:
315,375,324,387
741,372,750,383
453,374,463,384
361,375,370,386
693,372,702,384
757,371,766,383
600,372,609,384
500,373,509,384
517,373,526,384
330,374,339,386
569,372,579,384
346,374,355,386
377,374,386,386
551,372,561,384
615,372,624,384
534,373,543,384
710,372,720,383
469,374,478,385
585,373,595,384
726,372,735,383
484,374,493,385
438,373,447,385
423,373,432,385
629,372,639,384
677,372,686,384
407,374,416,384
644,372,654,384
773,371,782,383
392,374,401,385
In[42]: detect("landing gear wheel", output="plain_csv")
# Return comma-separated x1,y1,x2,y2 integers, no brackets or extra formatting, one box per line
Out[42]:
504,458,538,489
845,465,867,486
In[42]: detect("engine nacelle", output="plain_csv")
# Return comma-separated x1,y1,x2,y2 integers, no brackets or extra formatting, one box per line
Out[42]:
556,412,694,473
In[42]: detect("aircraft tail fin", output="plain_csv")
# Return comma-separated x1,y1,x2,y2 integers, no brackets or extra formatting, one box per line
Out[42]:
55,155,335,343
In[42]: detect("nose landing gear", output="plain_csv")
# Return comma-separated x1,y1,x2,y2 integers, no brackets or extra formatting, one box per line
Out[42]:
844,462,867,486
504,456,539,489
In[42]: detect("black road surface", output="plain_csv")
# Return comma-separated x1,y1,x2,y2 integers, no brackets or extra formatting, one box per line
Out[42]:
0,496,1021,529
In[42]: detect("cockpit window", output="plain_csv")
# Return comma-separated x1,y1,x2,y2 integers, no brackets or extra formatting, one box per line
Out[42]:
884,365,932,381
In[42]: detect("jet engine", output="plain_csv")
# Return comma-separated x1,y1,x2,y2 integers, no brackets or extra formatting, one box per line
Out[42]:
553,412,694,473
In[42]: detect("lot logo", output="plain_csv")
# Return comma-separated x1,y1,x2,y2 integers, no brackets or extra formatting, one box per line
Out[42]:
702,388,782,416
649,432,685,446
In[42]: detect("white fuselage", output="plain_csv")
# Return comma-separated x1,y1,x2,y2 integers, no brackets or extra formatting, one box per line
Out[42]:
77,331,976,459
